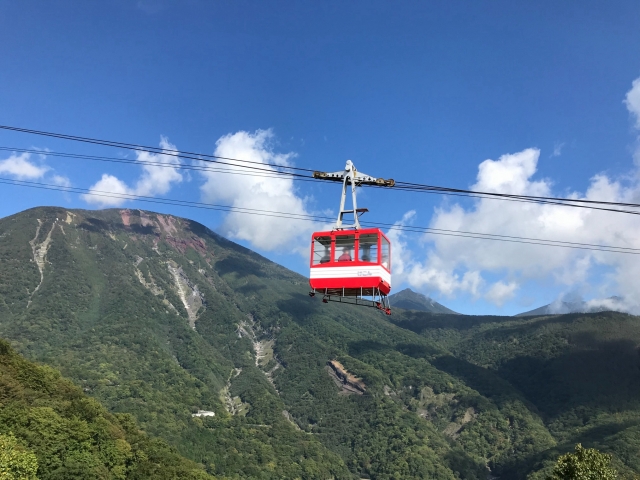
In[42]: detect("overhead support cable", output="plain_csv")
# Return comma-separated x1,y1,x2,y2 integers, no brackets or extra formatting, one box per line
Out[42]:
2,176,639,255
393,180,640,209
3,125,640,218
0,147,316,183
0,125,313,173
387,183,640,216
2,125,640,210
3,143,639,216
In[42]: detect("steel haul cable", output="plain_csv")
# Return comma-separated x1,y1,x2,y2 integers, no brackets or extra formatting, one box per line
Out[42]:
2,125,640,255
2,177,639,255
2,143,640,216
0,147,316,184
0,125,315,174
2,125,640,214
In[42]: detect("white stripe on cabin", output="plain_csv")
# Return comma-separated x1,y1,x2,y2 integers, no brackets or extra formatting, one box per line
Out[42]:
309,265,391,286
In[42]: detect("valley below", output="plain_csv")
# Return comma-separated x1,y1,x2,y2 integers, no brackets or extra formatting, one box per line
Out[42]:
1,206,639,479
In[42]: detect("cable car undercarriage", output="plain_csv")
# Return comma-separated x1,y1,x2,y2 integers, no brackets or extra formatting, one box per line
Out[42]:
309,287,392,315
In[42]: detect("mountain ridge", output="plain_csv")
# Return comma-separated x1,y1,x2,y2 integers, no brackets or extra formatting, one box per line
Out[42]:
516,296,625,317
388,288,458,314
0,206,639,479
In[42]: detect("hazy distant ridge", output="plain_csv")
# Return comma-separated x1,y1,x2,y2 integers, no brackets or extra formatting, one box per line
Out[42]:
516,296,625,317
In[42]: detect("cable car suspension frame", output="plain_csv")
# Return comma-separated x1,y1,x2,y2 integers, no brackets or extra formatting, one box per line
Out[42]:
313,160,395,230
309,160,395,314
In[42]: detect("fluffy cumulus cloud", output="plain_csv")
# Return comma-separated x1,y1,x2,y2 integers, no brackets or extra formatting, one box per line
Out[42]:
82,137,182,207
82,174,133,206
626,77,640,164
485,281,519,307
385,210,416,279
51,175,72,188
0,151,70,188
199,129,317,251
0,152,50,179
625,77,640,130
393,76,640,312
395,146,640,311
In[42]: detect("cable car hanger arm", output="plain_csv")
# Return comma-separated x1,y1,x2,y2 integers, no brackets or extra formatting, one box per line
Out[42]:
312,161,395,187
313,160,394,230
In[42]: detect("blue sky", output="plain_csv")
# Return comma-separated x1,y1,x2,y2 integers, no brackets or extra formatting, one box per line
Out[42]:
1,1,640,315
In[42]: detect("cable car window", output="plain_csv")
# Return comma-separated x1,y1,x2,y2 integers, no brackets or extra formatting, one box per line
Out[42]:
334,235,355,262
312,236,332,265
358,234,378,263
381,236,391,271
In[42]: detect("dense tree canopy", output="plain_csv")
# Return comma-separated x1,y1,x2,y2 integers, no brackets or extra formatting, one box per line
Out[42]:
0,338,213,479
0,433,38,480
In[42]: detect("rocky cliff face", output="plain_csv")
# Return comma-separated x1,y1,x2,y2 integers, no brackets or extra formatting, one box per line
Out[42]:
327,360,366,394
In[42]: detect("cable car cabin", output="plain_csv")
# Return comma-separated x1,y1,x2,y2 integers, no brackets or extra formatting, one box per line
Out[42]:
309,228,391,298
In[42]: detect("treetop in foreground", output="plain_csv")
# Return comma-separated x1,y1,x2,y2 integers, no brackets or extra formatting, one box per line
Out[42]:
549,444,618,480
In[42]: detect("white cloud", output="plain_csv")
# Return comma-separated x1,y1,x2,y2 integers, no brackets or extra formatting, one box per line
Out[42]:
541,291,635,315
82,174,133,207
199,129,317,251
625,77,640,129
585,296,631,313
393,104,640,311
551,141,565,157
406,260,484,298
398,246,484,298
392,142,640,305
133,137,182,196
485,281,519,307
51,175,71,188
387,210,416,278
0,152,49,179
82,137,183,207
626,77,640,165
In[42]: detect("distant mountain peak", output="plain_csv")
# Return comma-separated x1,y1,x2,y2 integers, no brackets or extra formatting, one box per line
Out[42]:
388,288,458,314
516,296,627,317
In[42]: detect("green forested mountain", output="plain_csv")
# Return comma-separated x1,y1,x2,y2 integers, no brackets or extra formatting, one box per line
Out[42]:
0,337,212,479
390,311,640,478
388,288,457,314
0,206,638,479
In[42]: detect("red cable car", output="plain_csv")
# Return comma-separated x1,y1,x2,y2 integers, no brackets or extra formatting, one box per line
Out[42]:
308,161,395,314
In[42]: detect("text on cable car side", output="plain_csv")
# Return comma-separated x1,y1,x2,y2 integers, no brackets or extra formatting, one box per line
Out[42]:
308,160,395,314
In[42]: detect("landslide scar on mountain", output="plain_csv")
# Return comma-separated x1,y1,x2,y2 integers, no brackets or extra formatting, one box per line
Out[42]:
327,360,366,395
443,407,477,439
27,219,58,308
133,257,179,314
236,314,282,392
167,260,204,329
134,260,164,296
165,235,208,256
139,210,157,228
157,214,178,235
220,368,249,416
119,209,131,226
